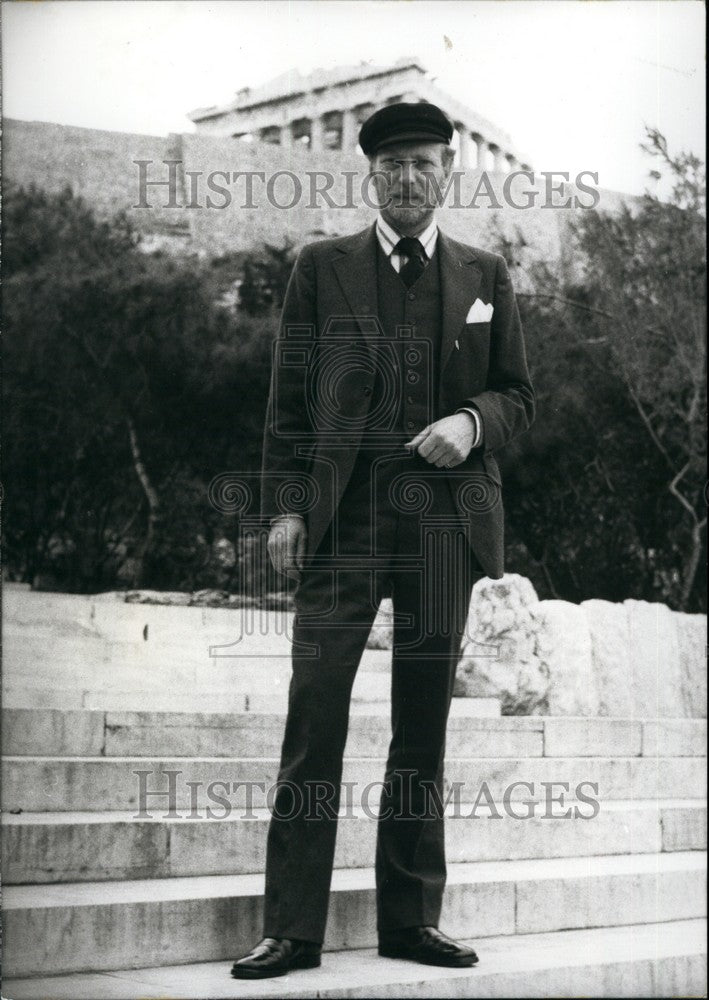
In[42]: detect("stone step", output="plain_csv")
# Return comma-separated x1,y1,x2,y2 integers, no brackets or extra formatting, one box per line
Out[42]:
2,919,706,999
1,603,398,683
2,799,705,885
2,709,541,758
1,667,393,709
1,684,501,717
2,853,705,977
1,639,396,681
3,590,298,647
3,708,704,757
3,753,706,813
0,592,410,669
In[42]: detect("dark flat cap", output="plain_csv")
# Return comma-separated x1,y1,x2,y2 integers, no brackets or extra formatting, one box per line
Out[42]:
359,102,454,156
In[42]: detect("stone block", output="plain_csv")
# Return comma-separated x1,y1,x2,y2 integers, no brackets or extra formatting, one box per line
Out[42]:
543,718,642,757
581,599,631,716
675,611,708,717
515,853,706,934
2,708,104,756
625,599,684,719
661,805,707,852
642,719,707,757
534,600,598,715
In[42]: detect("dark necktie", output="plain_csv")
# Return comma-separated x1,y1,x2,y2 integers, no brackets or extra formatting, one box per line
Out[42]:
394,237,426,288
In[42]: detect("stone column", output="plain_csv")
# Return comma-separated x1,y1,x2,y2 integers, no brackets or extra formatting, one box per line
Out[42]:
458,128,473,169
471,133,486,170
341,108,358,151
310,115,324,153
280,123,293,149
506,154,521,172
488,144,507,173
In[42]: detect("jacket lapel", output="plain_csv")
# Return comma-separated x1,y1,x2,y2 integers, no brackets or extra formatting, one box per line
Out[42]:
330,224,483,378
438,231,482,379
331,225,380,352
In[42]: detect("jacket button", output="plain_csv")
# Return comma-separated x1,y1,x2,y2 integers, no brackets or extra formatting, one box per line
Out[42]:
407,419,415,429
408,292,416,300
407,372,419,384
363,386,372,396
407,394,415,404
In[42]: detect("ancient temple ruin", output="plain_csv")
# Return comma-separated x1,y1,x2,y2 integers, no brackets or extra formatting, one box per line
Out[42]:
189,56,531,171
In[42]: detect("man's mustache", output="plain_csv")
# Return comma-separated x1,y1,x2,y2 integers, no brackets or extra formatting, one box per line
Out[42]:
384,192,430,206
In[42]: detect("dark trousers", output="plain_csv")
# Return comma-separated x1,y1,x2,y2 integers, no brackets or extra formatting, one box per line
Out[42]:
262,450,481,944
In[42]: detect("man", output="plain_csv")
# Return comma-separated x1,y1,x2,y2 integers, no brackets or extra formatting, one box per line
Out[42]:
232,102,534,979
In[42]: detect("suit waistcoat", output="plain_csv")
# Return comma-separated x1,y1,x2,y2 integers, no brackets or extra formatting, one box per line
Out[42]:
341,241,465,539
356,242,443,465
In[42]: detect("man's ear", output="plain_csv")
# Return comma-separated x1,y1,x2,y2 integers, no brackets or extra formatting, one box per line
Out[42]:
441,146,456,179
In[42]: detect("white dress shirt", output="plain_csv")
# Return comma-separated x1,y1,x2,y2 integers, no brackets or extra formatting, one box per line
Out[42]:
375,214,438,272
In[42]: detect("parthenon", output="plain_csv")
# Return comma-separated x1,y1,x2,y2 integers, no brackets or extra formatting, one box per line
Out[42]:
188,57,532,171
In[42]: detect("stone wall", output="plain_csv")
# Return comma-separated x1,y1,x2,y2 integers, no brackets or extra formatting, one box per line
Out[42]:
2,119,189,245
3,117,628,267
452,575,707,718
3,581,704,717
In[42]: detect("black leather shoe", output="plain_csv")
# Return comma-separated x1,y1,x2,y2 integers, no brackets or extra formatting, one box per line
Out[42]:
231,937,322,979
378,925,479,967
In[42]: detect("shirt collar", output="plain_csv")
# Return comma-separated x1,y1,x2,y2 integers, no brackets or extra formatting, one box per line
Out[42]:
376,214,439,259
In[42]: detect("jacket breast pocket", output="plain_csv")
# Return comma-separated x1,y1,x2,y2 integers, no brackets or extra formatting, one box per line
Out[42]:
461,321,491,336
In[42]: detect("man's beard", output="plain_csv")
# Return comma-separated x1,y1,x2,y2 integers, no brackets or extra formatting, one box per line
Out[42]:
384,200,433,231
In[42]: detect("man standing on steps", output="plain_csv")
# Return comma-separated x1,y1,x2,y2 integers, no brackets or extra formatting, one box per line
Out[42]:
232,102,535,979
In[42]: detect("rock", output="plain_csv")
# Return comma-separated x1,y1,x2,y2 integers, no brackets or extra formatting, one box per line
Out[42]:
673,611,707,718
190,589,231,607
366,598,394,649
533,599,598,715
260,591,293,612
455,574,548,714
227,593,260,608
212,538,236,569
124,590,192,606
580,599,630,715
570,599,707,719
625,599,683,719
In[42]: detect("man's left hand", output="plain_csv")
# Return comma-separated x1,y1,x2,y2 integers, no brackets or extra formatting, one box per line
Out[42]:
405,412,476,468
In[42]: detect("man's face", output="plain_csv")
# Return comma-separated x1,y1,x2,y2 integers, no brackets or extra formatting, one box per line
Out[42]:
370,140,453,233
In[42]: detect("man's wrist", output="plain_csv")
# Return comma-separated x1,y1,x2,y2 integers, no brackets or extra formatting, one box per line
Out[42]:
455,407,484,449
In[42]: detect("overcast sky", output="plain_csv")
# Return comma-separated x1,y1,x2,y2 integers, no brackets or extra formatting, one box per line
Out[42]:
1,0,705,195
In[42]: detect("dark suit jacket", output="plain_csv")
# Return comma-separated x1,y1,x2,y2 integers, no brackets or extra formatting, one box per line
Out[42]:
260,223,534,579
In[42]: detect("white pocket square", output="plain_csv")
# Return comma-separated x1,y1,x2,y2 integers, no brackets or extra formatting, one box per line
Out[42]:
466,299,494,323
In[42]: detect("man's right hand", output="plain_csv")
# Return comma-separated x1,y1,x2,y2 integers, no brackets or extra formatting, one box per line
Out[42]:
267,516,307,580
